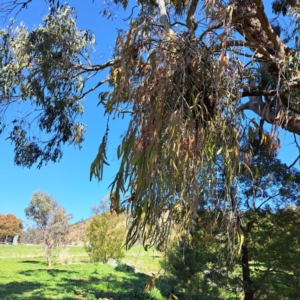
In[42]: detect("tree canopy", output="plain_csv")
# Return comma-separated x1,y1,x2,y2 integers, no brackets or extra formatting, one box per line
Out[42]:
0,214,23,243
25,191,72,266
164,145,300,299
2,0,300,249
85,212,126,263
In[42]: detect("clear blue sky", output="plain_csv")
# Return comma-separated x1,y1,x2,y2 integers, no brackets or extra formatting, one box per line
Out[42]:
0,1,132,224
0,1,299,225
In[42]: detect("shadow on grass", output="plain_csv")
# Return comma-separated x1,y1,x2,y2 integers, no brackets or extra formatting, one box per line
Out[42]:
20,260,45,264
0,281,43,299
1,264,170,299
56,271,170,299
19,268,77,277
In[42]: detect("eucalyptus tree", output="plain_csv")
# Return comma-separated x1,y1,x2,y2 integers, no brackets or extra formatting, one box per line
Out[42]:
2,0,300,271
25,191,72,267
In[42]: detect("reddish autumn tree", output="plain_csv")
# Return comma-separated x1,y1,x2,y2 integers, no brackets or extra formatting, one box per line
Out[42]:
0,214,23,244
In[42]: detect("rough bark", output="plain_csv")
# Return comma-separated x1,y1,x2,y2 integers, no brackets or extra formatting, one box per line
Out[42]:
232,0,286,58
186,0,199,38
229,0,300,135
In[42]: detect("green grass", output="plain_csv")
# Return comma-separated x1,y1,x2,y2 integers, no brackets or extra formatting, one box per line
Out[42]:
0,244,45,258
0,244,163,274
122,245,163,275
0,245,170,300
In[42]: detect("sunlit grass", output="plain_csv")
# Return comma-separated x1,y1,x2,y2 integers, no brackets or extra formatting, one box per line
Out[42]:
0,244,43,258
123,245,163,275
0,244,163,274
0,244,169,299
0,257,157,299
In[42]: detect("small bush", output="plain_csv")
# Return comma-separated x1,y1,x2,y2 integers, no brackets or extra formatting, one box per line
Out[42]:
85,212,125,263
115,262,135,273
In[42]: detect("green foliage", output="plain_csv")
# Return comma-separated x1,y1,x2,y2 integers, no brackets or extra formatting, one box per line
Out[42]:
165,208,300,299
245,208,300,299
85,212,125,263
163,142,300,299
3,2,300,298
25,191,53,227
237,138,300,208
164,215,240,299
0,5,94,167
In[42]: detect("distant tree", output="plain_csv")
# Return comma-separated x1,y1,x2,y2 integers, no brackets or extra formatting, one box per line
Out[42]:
25,191,72,267
20,226,44,245
0,214,23,244
68,220,87,246
85,211,125,263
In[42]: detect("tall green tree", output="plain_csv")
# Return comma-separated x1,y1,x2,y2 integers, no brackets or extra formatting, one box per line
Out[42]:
25,191,72,267
2,0,300,289
165,143,300,299
166,207,300,299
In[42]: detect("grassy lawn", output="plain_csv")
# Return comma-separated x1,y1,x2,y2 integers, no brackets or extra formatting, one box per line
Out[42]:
123,245,163,275
0,244,45,258
0,245,170,300
0,244,163,275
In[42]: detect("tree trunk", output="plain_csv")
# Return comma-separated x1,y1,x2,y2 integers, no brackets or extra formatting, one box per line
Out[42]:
47,251,52,267
46,245,52,267
241,243,254,300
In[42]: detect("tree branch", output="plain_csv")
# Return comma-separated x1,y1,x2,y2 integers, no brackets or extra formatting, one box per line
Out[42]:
288,154,300,169
223,40,273,59
0,0,32,20
186,0,199,38
237,96,300,135
241,80,300,98
232,0,287,60
254,0,286,59
256,192,280,211
199,13,257,43
280,94,300,115
286,0,300,10
156,0,175,36
73,59,117,71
